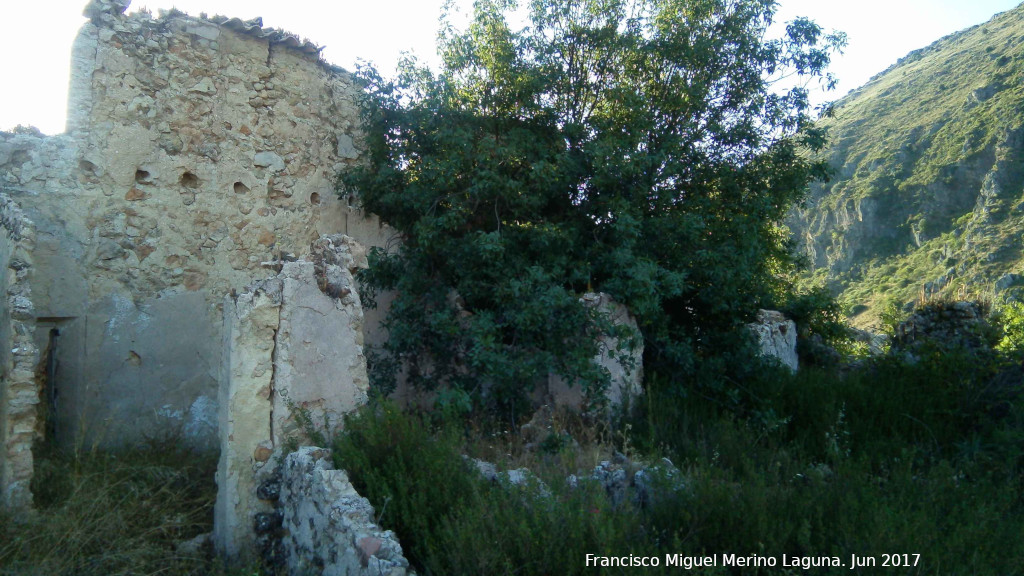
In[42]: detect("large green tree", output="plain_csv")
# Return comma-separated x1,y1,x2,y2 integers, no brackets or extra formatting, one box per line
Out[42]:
344,0,844,416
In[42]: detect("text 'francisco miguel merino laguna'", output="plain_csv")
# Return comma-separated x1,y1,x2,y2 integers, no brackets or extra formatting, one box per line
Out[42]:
584,553,916,569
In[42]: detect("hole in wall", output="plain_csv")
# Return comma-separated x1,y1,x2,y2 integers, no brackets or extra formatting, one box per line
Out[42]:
135,169,151,183
309,192,321,205
233,181,250,194
180,171,199,189
10,150,30,165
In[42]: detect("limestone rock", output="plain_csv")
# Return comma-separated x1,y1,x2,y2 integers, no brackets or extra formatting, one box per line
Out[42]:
466,456,498,482
189,78,217,94
253,151,285,172
632,458,686,509
589,460,629,506
476,452,687,511
336,134,359,159
995,273,1023,293
83,0,129,19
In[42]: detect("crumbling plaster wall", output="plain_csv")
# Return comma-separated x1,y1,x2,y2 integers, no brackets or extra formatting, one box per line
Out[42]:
546,292,644,410
0,0,393,448
0,194,39,509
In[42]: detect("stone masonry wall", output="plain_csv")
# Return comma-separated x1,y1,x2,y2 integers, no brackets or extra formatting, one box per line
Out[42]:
0,0,393,448
278,447,411,576
215,234,369,560
0,194,39,509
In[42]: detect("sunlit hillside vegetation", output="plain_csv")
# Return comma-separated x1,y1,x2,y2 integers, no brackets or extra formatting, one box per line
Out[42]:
791,2,1024,327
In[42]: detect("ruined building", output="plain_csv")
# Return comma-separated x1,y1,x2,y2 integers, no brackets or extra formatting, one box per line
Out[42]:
0,0,396,546
1,1,797,566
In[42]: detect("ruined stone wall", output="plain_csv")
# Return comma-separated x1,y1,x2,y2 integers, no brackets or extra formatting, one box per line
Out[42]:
278,447,410,576
747,309,799,372
0,0,393,448
215,234,370,560
0,194,39,509
546,293,643,410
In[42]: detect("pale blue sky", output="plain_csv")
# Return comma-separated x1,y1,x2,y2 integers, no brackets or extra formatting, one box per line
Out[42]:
1,0,1021,134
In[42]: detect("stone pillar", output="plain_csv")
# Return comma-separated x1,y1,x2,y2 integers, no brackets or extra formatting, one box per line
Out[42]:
214,278,282,558
214,235,370,561
0,194,39,510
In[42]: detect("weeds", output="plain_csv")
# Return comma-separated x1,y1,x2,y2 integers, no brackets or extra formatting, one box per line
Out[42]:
0,440,265,576
335,343,1024,575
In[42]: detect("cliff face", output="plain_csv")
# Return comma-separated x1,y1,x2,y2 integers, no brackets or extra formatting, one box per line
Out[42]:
791,3,1024,327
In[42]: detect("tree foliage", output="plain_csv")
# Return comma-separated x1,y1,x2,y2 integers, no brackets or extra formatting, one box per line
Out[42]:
344,0,845,415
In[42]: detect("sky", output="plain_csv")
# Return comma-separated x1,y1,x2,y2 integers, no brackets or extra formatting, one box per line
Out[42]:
1,0,1021,134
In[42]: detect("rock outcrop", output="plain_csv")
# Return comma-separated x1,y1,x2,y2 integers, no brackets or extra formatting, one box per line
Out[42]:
788,4,1024,325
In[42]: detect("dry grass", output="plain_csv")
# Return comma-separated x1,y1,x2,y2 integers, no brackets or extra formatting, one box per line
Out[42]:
0,440,262,576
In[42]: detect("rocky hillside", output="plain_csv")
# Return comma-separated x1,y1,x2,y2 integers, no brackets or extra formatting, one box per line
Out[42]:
790,3,1024,328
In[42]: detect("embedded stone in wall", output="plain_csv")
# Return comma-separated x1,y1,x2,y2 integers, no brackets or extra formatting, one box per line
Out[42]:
547,292,644,410
215,235,370,561
0,194,39,510
279,447,411,576
747,309,799,372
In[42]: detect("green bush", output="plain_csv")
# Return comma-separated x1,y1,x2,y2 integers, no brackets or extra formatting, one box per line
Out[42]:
629,349,1023,573
332,298,1024,576
346,0,845,416
996,300,1024,353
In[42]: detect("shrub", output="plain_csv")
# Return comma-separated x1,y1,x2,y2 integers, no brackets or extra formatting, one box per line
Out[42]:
337,382,1024,576
996,300,1024,353
345,0,845,416
332,403,653,575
